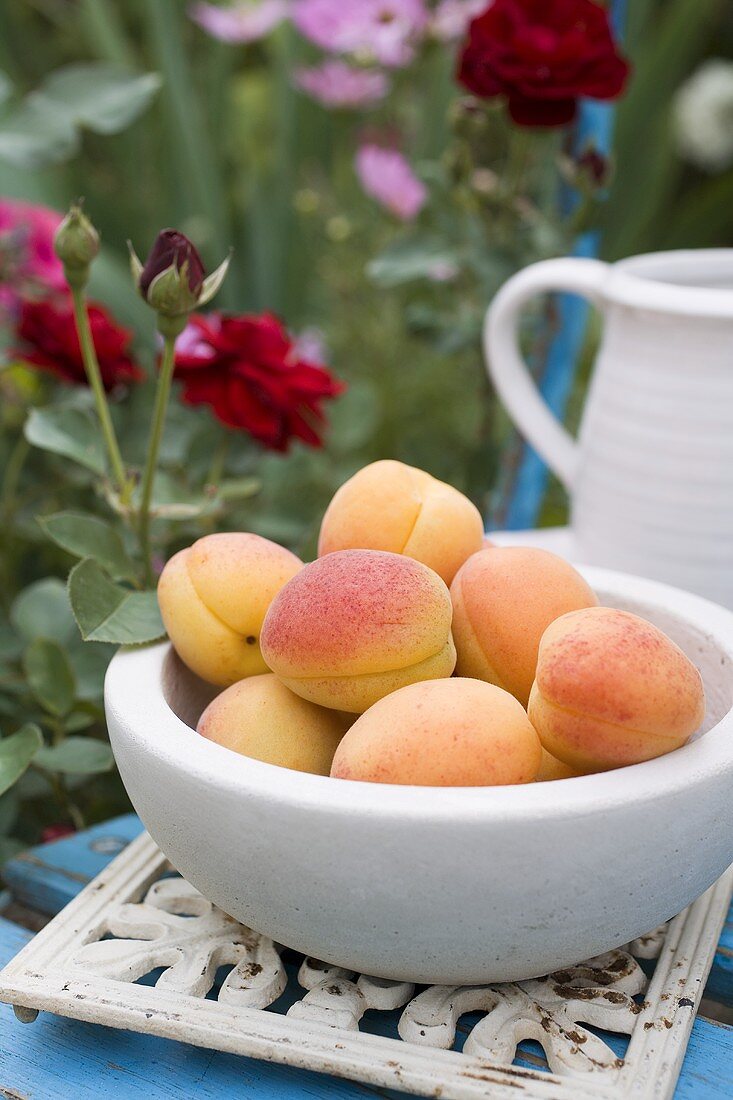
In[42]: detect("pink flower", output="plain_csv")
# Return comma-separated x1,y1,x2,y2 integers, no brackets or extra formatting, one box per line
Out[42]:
431,0,488,41
355,144,427,220
294,60,389,107
0,198,65,318
293,0,428,67
292,326,329,363
190,0,288,42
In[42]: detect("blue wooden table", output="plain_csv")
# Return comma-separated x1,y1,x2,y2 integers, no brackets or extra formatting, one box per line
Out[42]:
1,814,732,1098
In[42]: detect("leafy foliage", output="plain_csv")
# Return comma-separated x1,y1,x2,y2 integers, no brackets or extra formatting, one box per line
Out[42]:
0,63,161,168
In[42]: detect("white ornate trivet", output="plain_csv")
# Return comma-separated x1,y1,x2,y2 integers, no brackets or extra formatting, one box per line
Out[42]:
0,833,730,1100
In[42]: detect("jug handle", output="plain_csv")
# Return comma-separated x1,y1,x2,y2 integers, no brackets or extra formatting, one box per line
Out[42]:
483,257,608,491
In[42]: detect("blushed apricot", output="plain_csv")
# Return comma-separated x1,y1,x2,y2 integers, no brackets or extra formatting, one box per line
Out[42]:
260,550,456,713
318,460,484,585
158,533,302,686
450,547,597,706
331,678,541,786
198,674,349,775
528,606,706,772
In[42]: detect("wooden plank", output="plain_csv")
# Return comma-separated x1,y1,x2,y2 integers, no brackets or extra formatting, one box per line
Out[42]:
0,917,399,1100
2,814,143,916
1,914,732,1099
703,904,733,1007
674,1018,733,1100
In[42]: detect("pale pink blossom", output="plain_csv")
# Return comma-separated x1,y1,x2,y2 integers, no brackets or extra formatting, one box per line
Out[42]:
293,0,428,68
0,198,65,318
294,60,389,107
431,0,488,41
292,326,329,363
355,144,427,220
189,0,288,43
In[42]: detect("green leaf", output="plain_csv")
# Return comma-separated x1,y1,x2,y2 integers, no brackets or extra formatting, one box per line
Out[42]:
14,769,53,800
0,724,43,797
23,639,76,717
67,642,116,701
39,512,136,581
0,611,23,664
367,236,461,289
0,94,78,168
35,736,114,775
38,63,162,135
25,406,105,475
68,559,165,645
64,710,97,733
216,478,261,503
11,579,77,644
0,789,19,835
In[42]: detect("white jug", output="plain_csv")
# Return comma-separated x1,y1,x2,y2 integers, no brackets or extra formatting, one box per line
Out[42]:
484,250,733,607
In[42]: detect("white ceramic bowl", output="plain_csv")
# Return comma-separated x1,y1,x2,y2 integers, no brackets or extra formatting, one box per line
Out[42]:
105,566,733,985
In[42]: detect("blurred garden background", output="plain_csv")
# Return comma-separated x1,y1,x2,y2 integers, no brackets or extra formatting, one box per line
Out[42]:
1,0,732,855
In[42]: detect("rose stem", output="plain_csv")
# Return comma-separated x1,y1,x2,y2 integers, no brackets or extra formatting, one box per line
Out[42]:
69,287,128,497
138,330,179,586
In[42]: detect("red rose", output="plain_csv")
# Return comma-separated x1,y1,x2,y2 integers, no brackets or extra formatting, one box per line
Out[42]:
173,312,345,451
15,298,142,390
458,0,630,127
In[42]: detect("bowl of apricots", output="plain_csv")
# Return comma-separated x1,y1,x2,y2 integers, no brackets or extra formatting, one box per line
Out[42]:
105,460,733,984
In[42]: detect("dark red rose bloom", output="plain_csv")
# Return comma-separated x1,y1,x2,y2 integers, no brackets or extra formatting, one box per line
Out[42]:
173,312,345,451
15,298,143,390
139,229,205,299
458,0,630,127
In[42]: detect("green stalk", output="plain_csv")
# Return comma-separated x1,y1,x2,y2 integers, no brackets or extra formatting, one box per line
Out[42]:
504,127,534,202
70,287,128,497
79,0,137,66
143,0,238,305
138,332,178,585
0,434,29,527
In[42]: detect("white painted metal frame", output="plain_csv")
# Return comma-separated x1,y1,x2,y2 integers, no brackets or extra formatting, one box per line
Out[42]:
1,832,731,1100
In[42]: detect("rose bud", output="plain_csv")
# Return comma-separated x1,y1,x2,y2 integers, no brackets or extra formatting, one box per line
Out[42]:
129,228,230,335
139,229,205,304
54,203,100,289
576,147,613,190
559,145,613,194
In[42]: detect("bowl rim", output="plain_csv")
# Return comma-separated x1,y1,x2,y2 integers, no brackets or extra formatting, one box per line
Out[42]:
105,565,733,824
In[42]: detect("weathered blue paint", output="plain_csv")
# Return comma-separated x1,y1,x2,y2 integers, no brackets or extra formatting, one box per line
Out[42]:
2,813,144,916
2,910,732,1099
501,0,627,530
702,904,733,1007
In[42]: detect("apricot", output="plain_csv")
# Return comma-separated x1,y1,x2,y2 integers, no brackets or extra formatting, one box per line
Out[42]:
450,547,597,706
158,533,302,687
260,549,456,713
197,674,349,775
535,748,584,782
331,678,542,786
317,460,484,585
528,606,706,772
